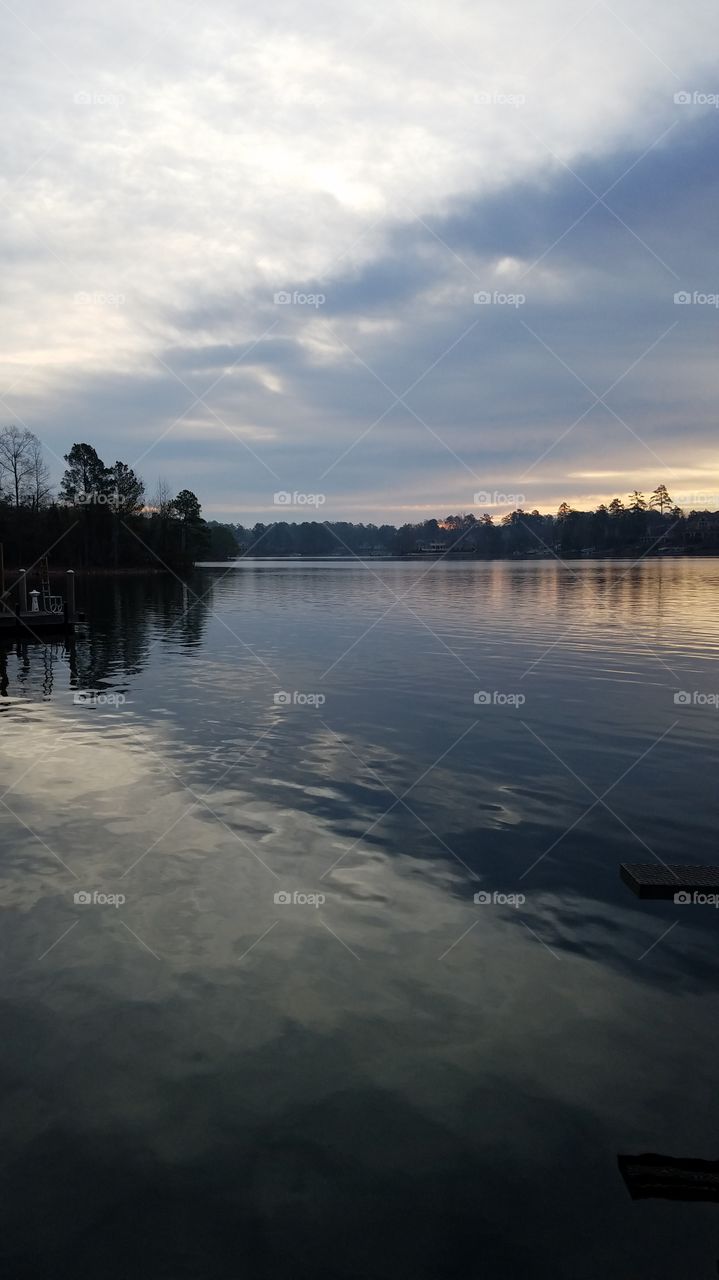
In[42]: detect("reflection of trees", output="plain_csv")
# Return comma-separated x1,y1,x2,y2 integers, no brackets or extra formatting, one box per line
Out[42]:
0,574,212,701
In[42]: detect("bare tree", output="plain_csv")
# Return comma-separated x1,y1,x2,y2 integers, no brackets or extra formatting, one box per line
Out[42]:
28,435,53,509
151,476,174,517
0,425,35,507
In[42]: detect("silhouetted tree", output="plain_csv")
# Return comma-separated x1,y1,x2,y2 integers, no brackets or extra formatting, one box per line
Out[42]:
628,490,647,511
171,489,206,559
650,483,672,514
0,426,36,507
61,444,112,504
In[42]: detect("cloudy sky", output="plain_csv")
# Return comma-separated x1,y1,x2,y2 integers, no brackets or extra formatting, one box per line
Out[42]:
2,0,718,522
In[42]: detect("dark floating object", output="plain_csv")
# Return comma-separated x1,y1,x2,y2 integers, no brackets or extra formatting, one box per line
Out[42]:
620,862,719,899
618,1152,719,1203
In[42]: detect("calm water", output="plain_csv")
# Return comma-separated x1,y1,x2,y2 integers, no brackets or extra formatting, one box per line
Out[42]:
1,558,719,1278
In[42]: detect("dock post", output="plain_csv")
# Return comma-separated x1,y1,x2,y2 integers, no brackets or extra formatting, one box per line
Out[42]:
18,571,27,613
66,570,75,620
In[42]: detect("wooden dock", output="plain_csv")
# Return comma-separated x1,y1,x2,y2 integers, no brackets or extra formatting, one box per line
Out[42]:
0,609,81,635
620,862,719,899
0,552,83,636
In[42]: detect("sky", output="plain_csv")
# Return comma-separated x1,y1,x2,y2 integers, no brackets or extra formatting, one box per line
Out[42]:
2,0,718,524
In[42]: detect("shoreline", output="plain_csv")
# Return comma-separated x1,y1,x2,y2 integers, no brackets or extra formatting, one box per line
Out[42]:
200,549,719,564
4,551,718,577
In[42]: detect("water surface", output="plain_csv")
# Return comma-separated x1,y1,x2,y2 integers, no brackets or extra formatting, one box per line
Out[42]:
1,558,719,1278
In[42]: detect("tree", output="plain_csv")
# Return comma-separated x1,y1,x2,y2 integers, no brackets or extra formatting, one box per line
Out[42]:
109,461,144,517
28,435,52,509
649,483,673,515
171,489,205,558
628,490,647,511
151,477,174,518
206,522,240,559
60,443,112,504
105,461,145,566
0,426,35,507
608,498,624,517
171,489,202,524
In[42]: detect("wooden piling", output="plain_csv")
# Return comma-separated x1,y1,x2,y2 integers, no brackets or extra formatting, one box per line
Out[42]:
66,570,75,618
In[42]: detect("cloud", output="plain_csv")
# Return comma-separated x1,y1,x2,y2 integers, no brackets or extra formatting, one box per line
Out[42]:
2,0,719,518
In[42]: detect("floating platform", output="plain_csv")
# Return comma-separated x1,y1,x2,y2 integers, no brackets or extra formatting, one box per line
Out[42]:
620,862,719,898
618,1152,719,1202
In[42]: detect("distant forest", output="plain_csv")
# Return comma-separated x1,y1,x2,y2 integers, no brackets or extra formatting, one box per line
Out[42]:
232,485,719,559
2,427,718,569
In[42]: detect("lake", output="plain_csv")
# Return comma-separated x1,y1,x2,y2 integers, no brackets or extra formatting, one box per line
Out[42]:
1,557,719,1278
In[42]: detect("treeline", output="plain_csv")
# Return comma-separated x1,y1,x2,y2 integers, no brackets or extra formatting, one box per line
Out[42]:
0,428,238,569
3,432,717,569
233,486,719,558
